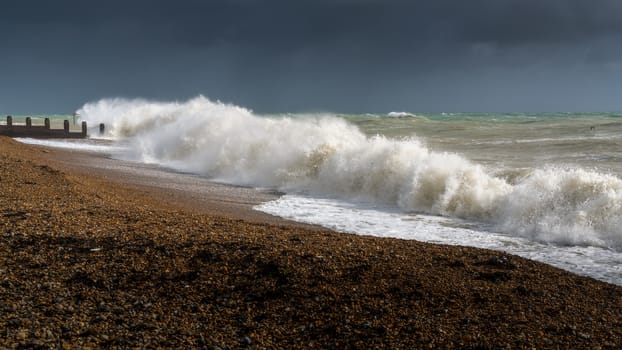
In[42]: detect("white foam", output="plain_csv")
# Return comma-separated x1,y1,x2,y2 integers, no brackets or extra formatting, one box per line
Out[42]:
498,168,622,249
76,96,622,251
15,138,127,154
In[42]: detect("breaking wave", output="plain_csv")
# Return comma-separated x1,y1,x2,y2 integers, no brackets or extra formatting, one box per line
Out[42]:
78,96,622,250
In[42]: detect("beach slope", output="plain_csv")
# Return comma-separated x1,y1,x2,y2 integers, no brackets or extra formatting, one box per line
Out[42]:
1,137,621,349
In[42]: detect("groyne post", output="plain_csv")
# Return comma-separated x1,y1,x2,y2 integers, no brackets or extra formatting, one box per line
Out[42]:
1,116,88,139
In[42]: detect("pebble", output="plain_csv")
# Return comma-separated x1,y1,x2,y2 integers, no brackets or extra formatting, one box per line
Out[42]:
1,137,621,349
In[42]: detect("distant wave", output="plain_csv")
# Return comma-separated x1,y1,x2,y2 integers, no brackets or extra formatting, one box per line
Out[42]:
78,96,622,250
386,111,417,118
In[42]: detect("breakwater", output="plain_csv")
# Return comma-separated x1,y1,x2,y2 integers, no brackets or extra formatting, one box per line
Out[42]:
0,116,87,138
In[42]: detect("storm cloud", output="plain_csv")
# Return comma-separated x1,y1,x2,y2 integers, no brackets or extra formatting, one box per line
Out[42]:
1,0,621,113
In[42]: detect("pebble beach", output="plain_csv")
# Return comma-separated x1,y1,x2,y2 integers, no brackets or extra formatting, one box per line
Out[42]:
1,136,621,349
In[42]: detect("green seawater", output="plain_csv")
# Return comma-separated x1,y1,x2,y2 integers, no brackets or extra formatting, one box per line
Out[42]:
338,112,622,177
264,111,622,177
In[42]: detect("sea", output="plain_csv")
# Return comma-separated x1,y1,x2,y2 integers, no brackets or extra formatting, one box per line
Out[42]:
15,96,622,286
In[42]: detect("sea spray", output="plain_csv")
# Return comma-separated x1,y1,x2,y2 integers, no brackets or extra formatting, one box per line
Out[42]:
77,96,622,250
498,168,622,248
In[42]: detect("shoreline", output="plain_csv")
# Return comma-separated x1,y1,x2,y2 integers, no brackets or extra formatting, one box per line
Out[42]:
39,140,621,286
33,142,317,228
1,137,621,348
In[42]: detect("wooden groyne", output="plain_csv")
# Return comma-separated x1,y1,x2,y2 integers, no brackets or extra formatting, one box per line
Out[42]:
0,116,88,138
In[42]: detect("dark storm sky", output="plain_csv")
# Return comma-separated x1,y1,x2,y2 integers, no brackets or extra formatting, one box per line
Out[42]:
1,0,622,114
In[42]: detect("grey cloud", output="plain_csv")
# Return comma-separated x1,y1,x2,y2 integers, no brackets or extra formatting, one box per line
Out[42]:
1,0,622,113
4,1,622,52
446,0,622,47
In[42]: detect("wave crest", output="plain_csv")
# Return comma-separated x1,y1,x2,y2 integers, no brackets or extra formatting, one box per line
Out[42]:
78,96,622,249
